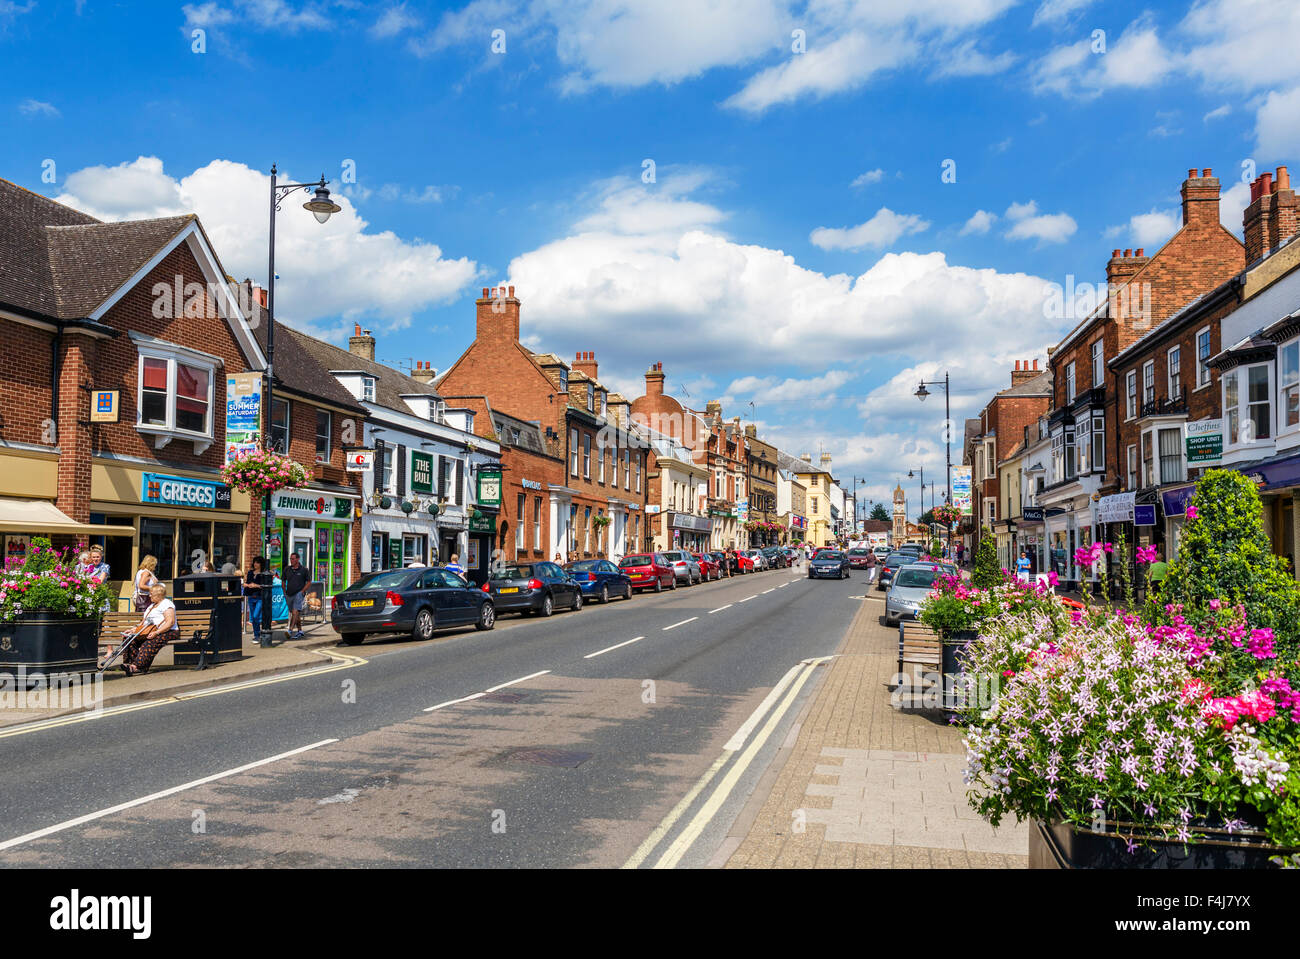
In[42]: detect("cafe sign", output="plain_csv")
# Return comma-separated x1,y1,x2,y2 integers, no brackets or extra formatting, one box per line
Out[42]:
141,472,231,510
271,490,353,519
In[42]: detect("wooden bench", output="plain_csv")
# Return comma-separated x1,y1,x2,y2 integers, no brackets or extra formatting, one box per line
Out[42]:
99,609,216,670
898,620,942,678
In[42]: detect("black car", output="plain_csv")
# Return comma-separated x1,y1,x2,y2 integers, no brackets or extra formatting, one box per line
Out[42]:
808,549,850,579
483,561,583,616
330,566,494,644
564,559,633,603
877,551,915,591
760,546,789,569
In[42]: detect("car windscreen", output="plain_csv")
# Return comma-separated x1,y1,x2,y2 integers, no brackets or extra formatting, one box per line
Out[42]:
817,551,844,560
895,569,940,589
352,570,416,590
490,564,534,580
848,549,868,556
884,553,911,566
568,560,600,572
620,555,653,567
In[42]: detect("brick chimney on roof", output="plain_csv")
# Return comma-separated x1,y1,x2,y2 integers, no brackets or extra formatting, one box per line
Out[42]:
475,285,520,345
349,323,375,362
1106,247,1150,286
644,361,665,398
573,350,598,382
1181,166,1222,229
1244,165,1299,263
1011,359,1039,387
410,360,437,385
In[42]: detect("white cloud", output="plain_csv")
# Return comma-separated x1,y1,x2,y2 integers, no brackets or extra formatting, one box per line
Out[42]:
370,3,420,38
851,168,885,188
931,39,1016,78
1255,86,1300,160
54,157,478,331
18,98,59,117
1004,200,1077,244
725,30,914,112
1033,17,1176,97
725,370,856,405
1203,104,1231,122
809,208,930,252
1128,208,1179,248
1219,179,1251,238
1031,0,1095,28
960,210,997,235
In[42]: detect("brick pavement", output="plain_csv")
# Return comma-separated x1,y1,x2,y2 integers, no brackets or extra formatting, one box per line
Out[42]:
721,592,1028,868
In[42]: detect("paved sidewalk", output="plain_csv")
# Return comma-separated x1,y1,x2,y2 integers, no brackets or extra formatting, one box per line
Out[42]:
0,620,343,728
719,592,1028,868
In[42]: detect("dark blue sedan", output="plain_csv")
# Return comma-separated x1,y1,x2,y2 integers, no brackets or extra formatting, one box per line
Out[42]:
808,549,850,580
330,566,495,644
564,559,633,603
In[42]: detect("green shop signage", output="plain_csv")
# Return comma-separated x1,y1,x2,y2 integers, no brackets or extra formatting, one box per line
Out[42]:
411,451,434,493
476,469,502,507
271,490,353,519
469,512,496,534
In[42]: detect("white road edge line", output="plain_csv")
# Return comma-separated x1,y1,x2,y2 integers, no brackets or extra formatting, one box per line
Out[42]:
762,588,775,594
0,739,339,852
738,595,757,603
621,659,806,870
707,605,732,614
423,692,486,712
584,636,646,659
485,670,551,693
663,617,698,631
654,657,832,868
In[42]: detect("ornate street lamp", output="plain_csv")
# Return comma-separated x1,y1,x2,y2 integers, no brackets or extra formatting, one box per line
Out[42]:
915,372,953,558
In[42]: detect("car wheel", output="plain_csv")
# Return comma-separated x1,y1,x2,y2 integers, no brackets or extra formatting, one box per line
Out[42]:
573,591,583,611
653,579,662,593
540,594,554,617
623,583,632,600
339,633,365,646
600,585,609,604
475,603,495,631
414,608,435,641
670,576,678,590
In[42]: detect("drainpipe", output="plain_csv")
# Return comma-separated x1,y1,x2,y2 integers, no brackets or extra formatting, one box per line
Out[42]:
51,327,61,446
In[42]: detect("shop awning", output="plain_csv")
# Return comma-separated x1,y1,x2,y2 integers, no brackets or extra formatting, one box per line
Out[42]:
0,498,135,535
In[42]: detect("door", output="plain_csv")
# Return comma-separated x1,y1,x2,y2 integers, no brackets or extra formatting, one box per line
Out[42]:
419,568,456,625
290,531,312,572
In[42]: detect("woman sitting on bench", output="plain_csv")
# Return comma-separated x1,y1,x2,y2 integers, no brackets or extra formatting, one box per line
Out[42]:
119,583,178,675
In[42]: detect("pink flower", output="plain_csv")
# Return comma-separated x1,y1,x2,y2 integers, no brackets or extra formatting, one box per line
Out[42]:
1185,505,1198,520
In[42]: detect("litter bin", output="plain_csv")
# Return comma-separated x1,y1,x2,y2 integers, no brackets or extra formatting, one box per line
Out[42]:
172,572,244,667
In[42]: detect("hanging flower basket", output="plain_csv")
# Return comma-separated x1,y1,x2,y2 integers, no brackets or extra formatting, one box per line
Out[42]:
932,504,962,527
592,516,611,529
221,448,308,497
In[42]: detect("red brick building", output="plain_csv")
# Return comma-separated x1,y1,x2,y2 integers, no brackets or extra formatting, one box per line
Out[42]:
0,178,266,597
436,287,650,560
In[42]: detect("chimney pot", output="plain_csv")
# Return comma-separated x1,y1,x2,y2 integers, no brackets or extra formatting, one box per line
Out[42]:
508,285,515,297
1122,249,1131,258
482,287,489,298
1188,168,1198,179
1112,249,1121,258
354,323,361,336
1262,172,1273,194
1135,248,1144,257
1033,358,1039,370
1202,168,1212,178
1278,166,1291,191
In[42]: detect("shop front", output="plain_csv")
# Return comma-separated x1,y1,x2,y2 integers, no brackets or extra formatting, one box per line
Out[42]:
667,511,712,552
1043,497,1093,590
85,461,251,596
267,488,357,599
466,510,497,585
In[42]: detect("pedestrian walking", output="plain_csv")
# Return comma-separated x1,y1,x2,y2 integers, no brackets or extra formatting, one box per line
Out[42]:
864,548,877,585
1016,549,1031,583
244,556,267,645
445,553,465,575
132,555,159,612
282,552,310,640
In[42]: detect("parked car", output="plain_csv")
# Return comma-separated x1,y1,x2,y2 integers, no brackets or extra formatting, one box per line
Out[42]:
877,551,915,591
564,559,633,603
661,549,702,585
331,566,495,644
846,547,874,570
692,551,721,581
619,553,677,592
709,550,733,576
744,549,768,571
482,561,583,617
873,545,891,560
733,550,755,574
885,563,945,626
760,546,789,569
808,549,850,579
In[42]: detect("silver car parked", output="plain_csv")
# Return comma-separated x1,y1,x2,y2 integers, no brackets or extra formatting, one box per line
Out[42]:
884,563,945,626
744,549,769,571
661,550,702,585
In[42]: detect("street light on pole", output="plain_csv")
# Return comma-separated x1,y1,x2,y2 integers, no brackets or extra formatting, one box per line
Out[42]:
260,164,340,645
915,371,953,560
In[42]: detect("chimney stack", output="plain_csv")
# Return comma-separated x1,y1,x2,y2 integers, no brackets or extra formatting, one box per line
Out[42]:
1244,165,1299,263
1011,358,1039,387
349,324,376,362
1181,166,1221,229
1106,247,1151,286
644,361,665,398
475,285,521,345
573,350,598,382
411,360,437,385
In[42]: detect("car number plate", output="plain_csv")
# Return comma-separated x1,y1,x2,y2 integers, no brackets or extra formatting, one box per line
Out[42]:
499,587,519,593
349,599,374,608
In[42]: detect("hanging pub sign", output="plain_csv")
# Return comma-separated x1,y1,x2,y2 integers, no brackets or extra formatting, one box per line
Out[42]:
345,450,375,472
411,451,434,493
477,469,502,507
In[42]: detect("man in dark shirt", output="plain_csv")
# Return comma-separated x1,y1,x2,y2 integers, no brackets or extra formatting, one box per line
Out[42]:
282,552,310,640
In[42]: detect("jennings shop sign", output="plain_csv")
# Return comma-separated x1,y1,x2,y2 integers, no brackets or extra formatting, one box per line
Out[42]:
141,473,231,510
271,490,353,519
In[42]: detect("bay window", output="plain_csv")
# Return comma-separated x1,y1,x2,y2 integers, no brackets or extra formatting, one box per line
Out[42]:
1224,364,1272,444
1127,444,1137,490
136,350,214,439
1090,411,1105,471
1281,339,1300,431
1076,416,1091,473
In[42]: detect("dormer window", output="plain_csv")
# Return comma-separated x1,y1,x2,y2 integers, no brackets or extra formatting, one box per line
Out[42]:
587,384,594,412
434,401,446,423
362,376,375,402
559,369,569,392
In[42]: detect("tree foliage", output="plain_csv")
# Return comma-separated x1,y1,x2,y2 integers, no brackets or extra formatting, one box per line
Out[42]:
972,527,1001,589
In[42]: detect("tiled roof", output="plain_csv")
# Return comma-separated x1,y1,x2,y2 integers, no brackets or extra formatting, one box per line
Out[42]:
247,311,365,413
0,176,192,321
279,320,438,413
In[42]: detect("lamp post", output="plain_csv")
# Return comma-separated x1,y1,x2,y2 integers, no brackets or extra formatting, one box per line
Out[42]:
915,372,953,559
908,467,923,542
259,165,340,645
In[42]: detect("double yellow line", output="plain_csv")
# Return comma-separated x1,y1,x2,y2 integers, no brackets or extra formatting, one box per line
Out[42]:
0,647,366,740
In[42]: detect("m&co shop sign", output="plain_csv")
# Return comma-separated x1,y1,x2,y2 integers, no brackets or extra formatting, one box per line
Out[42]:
141,473,231,510
271,490,352,519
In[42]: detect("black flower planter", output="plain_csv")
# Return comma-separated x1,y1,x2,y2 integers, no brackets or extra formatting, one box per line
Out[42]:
0,613,100,677
941,629,978,711
1030,819,1297,869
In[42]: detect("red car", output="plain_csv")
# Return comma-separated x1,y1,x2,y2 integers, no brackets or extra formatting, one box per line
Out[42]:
618,552,677,592
692,552,720,581
733,551,755,574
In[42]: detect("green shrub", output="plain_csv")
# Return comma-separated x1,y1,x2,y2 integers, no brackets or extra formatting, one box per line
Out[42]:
972,527,1001,589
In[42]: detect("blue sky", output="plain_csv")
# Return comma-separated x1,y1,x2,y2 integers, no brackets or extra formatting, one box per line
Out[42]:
6,0,1300,513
